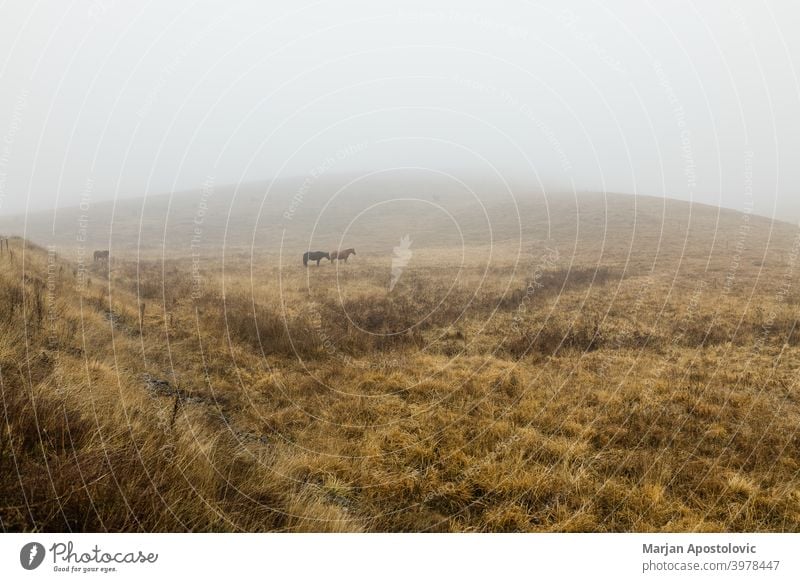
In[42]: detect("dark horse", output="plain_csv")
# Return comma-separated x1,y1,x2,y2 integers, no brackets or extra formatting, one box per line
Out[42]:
330,248,356,262
93,250,109,262
303,251,330,266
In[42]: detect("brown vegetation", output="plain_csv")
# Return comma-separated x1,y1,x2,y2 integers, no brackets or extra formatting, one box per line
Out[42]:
2,194,800,532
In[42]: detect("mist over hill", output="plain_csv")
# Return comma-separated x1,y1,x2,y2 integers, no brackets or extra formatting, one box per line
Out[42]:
1,173,516,256
0,172,793,273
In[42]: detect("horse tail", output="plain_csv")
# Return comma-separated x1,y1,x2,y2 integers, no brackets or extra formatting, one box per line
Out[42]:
303,252,308,267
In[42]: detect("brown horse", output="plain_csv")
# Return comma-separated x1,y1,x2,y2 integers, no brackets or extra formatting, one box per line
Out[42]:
303,251,330,266
330,248,356,262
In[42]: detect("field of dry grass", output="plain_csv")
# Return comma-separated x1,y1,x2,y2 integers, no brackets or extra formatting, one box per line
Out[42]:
3,192,800,532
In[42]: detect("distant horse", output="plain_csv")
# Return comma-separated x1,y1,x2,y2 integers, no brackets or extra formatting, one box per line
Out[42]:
303,251,330,267
330,248,356,262
93,250,109,262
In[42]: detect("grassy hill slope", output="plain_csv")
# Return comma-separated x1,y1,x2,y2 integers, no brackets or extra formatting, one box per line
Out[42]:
2,188,800,532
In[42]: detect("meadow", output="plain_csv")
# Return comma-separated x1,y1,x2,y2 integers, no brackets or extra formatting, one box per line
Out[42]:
2,191,800,532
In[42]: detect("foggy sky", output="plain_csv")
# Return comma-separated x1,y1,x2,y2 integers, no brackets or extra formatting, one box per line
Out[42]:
0,0,798,221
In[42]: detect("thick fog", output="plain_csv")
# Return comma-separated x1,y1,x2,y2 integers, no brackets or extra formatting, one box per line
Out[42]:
0,0,798,220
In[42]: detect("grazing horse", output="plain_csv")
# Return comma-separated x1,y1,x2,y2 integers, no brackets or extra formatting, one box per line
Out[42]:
93,250,110,262
303,251,330,266
330,248,356,262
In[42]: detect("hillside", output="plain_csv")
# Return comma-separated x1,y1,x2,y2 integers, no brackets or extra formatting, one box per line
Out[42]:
1,176,791,266
2,189,800,532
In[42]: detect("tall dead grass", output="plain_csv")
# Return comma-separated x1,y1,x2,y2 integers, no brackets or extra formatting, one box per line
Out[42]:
2,234,800,532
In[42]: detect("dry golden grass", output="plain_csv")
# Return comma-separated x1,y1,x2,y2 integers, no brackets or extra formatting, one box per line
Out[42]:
2,193,800,532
